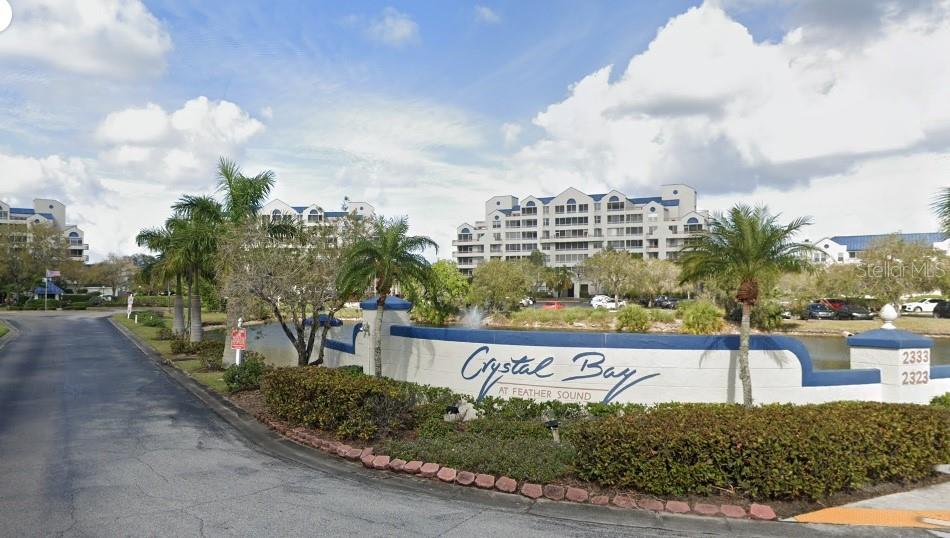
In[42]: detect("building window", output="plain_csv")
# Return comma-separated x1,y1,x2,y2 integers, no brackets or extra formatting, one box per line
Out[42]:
593,203,601,211
522,201,537,215
607,196,624,211
594,215,601,224
308,210,321,223
271,209,282,221
0,210,7,220
607,215,624,224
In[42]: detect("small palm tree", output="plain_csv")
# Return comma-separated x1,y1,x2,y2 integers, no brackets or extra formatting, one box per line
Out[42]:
135,222,187,335
340,217,437,377
545,266,574,298
169,202,222,342
678,205,815,407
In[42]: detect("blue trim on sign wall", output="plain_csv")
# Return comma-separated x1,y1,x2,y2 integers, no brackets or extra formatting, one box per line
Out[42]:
325,323,362,354
388,325,881,387
932,364,950,379
360,296,413,311
847,329,933,349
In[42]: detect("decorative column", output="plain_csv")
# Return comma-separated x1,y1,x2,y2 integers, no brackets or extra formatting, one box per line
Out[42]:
847,304,933,403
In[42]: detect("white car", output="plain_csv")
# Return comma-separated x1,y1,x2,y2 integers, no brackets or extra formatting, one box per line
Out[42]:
519,297,535,307
589,295,610,306
594,298,627,310
901,298,943,313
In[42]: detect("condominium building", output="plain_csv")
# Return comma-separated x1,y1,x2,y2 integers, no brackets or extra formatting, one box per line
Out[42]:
452,184,709,296
0,198,89,262
259,199,376,225
807,233,950,264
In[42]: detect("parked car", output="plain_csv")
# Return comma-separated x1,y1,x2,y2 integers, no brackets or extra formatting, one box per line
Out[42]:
835,303,874,320
653,296,680,309
901,298,944,313
542,301,565,310
933,301,950,318
519,297,535,307
594,298,627,310
806,303,836,319
589,295,610,306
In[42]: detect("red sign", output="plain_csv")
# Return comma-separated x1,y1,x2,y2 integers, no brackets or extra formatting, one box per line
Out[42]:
230,328,247,350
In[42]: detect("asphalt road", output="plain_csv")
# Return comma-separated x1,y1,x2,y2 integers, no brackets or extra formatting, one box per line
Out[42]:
0,312,926,537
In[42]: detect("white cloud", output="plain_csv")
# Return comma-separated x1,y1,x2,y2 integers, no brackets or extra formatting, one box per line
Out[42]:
0,0,172,77
366,7,419,47
474,5,501,24
507,1,950,236
97,96,266,187
501,122,521,147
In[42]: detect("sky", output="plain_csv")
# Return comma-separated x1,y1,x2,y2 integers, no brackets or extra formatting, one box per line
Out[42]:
1,0,949,261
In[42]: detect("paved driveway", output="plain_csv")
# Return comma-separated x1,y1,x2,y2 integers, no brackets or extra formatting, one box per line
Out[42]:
0,312,919,537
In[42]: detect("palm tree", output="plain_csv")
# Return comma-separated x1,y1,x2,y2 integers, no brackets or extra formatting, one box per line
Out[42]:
135,222,187,336
932,188,950,234
172,158,276,347
168,203,222,342
545,266,574,298
340,217,437,377
678,205,815,408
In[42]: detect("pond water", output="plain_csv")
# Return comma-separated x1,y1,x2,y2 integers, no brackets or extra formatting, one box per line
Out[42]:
231,322,950,370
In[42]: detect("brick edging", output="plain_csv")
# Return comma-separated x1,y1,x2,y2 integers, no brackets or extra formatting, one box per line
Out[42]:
258,413,777,522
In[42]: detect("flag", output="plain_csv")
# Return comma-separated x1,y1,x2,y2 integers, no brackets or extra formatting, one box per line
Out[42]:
45,269,60,278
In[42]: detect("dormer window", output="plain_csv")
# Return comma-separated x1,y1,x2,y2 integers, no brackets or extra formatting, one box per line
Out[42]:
308,209,321,223
271,209,282,221
607,196,624,211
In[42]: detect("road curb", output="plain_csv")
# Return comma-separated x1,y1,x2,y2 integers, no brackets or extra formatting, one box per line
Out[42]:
105,317,920,537
0,317,21,354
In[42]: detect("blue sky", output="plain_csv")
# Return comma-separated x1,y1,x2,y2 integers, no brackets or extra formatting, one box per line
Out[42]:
1,0,949,260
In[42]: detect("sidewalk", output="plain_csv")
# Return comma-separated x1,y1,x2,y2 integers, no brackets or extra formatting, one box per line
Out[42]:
792,476,950,530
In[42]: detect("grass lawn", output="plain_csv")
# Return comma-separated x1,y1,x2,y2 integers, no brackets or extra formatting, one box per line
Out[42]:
112,314,226,392
0,321,8,339
780,315,950,336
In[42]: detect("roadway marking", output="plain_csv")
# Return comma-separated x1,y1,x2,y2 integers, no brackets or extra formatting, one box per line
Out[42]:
794,507,950,529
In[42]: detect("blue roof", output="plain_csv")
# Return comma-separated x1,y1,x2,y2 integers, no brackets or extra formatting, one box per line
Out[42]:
523,193,676,206
10,207,34,215
829,233,945,252
38,213,55,219
35,282,65,295
291,206,308,213
324,211,346,218
498,209,512,215
589,193,607,201
536,196,554,204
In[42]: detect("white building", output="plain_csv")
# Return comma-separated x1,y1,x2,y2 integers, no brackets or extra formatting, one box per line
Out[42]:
452,185,709,296
258,199,376,225
807,233,950,264
0,198,89,262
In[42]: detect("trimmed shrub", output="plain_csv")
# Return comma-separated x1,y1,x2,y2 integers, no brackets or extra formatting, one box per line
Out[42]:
571,402,950,500
63,302,87,310
680,300,725,334
23,299,61,310
674,299,695,319
223,352,269,392
155,327,175,341
616,305,651,333
260,367,415,440
383,432,574,483
932,392,950,409
194,340,225,370
170,337,192,354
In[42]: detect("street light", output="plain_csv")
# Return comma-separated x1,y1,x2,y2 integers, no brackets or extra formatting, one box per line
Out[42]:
545,419,560,444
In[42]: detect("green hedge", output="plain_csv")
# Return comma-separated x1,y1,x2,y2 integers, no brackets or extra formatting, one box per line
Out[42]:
571,402,950,500
260,367,416,440
223,351,269,392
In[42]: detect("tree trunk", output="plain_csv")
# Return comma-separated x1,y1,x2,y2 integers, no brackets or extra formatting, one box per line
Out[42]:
739,301,753,408
373,296,386,377
172,274,185,336
318,319,331,365
303,305,320,366
189,269,203,343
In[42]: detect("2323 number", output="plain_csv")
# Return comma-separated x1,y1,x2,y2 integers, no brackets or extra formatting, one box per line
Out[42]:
901,371,929,385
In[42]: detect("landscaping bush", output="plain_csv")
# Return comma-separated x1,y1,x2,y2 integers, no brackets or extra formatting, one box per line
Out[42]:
674,299,695,319
616,305,651,333
472,397,585,421
156,327,175,341
383,432,574,483
587,308,611,329
170,337,193,354
194,340,225,370
23,299,61,310
680,300,725,334
63,302,87,310
932,392,950,409
223,351,269,392
751,301,786,331
571,402,950,500
260,367,415,440
649,309,676,323
135,310,165,328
